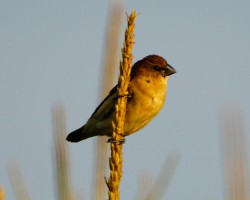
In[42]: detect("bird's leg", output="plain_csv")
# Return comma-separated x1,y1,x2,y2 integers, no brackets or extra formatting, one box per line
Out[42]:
107,138,126,144
118,133,128,137
107,91,131,145
104,177,109,188
117,90,133,99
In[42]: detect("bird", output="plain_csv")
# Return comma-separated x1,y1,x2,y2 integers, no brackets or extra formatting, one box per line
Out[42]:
66,55,176,143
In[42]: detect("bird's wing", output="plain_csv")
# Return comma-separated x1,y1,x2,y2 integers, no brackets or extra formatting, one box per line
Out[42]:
91,85,118,120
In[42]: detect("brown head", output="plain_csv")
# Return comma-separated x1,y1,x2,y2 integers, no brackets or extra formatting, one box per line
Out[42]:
131,55,176,80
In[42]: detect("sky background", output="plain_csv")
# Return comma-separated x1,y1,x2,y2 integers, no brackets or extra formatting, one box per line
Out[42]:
1,0,250,200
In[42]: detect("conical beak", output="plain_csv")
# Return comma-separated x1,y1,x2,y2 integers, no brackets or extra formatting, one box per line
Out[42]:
162,64,176,77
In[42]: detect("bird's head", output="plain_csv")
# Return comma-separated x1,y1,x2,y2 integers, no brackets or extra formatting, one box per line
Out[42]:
131,55,176,80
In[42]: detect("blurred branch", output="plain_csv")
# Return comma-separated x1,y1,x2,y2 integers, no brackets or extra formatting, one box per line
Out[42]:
145,153,180,200
92,1,123,200
135,172,153,200
219,107,249,200
52,106,74,200
0,187,4,200
7,163,32,200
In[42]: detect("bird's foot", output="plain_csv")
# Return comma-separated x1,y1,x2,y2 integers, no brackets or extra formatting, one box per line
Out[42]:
104,177,109,188
118,133,128,137
118,91,133,99
107,138,126,144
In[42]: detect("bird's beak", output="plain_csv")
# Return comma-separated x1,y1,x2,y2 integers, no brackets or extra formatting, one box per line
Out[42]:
162,64,176,77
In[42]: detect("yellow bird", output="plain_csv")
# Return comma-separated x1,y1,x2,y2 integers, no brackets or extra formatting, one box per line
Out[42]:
66,55,176,142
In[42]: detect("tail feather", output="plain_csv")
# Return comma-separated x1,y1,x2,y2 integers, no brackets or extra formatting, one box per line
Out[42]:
66,126,92,142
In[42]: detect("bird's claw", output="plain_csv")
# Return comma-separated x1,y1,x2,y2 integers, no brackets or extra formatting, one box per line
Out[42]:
107,138,126,144
118,133,128,137
118,91,133,99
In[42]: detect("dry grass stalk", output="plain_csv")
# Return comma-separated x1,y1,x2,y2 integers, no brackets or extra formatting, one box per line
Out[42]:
0,187,5,200
135,173,153,200
7,163,32,200
219,108,249,200
92,2,123,200
106,10,137,200
52,106,73,200
145,153,180,200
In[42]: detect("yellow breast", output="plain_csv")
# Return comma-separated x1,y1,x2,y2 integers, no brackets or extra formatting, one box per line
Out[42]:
124,76,168,134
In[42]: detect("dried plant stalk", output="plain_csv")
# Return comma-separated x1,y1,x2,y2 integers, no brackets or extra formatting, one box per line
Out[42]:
135,173,153,200
0,187,5,200
106,10,137,200
52,106,73,200
145,153,180,200
93,2,123,200
7,164,32,200
219,108,249,200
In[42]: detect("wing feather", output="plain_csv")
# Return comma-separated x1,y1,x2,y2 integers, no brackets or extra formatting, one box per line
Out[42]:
91,85,117,120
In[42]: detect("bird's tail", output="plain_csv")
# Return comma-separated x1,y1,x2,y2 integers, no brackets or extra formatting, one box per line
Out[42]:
66,126,93,142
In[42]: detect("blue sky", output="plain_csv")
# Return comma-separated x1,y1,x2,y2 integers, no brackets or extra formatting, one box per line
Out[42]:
1,0,250,199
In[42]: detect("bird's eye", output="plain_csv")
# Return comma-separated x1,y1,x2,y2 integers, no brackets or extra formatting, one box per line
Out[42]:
153,66,161,71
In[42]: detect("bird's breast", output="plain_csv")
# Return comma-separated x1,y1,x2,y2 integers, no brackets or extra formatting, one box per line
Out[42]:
124,77,167,134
